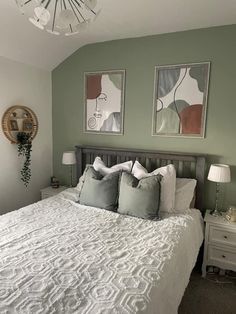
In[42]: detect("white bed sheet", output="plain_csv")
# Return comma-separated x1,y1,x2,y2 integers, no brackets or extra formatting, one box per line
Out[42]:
0,188,203,314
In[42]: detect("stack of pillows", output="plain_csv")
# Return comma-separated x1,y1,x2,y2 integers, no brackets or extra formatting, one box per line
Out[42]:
76,157,197,220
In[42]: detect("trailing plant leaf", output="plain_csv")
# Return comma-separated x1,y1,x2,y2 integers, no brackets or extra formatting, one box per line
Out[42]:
17,132,32,187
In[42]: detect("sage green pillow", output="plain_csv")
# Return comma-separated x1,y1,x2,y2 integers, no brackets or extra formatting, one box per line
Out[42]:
79,166,120,211
118,172,162,219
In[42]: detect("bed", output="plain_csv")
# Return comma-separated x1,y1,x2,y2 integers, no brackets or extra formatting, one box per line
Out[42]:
0,146,206,314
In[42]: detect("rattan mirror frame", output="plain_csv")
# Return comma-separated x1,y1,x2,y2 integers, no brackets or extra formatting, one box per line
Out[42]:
2,105,38,144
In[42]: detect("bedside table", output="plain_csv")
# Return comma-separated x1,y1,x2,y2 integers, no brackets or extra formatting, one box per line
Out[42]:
202,210,236,277
40,186,67,200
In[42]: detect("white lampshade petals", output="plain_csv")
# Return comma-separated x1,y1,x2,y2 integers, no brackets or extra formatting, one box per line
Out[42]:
34,7,51,25
58,9,76,29
29,17,44,30
84,0,97,10
56,21,66,30
15,0,102,36
65,30,79,36
47,29,60,35
208,164,231,183
62,151,76,165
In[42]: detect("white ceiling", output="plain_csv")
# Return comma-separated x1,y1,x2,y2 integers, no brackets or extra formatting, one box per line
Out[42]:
0,0,236,70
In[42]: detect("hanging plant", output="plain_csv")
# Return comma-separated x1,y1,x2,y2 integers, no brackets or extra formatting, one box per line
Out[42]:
17,132,32,187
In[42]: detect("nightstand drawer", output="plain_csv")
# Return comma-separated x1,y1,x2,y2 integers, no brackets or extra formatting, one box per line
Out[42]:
202,210,236,277
208,245,236,266
209,225,236,247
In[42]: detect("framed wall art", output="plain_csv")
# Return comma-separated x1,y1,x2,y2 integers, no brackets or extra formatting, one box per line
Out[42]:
152,62,210,138
84,70,125,135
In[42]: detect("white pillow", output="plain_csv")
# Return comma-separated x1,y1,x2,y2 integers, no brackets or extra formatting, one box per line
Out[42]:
93,157,133,176
132,161,176,213
174,178,197,212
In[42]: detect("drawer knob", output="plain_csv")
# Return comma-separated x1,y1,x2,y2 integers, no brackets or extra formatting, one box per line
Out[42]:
222,255,226,258
224,235,228,239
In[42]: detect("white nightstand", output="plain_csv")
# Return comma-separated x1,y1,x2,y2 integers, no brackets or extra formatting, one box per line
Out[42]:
40,186,68,200
202,210,236,277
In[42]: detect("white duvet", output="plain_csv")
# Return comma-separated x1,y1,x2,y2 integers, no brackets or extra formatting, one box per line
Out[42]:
0,189,203,314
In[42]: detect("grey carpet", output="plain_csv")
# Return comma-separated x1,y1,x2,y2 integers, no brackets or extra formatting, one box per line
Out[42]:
179,271,236,314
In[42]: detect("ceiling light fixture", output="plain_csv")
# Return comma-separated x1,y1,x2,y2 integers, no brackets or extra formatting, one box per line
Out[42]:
15,0,101,36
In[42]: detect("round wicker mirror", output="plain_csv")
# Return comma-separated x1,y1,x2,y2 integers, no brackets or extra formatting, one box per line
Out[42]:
2,105,38,144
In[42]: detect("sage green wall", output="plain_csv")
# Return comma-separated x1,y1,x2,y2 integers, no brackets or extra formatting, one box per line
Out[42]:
52,24,236,210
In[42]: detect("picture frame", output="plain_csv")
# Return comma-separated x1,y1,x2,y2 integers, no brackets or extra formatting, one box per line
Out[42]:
10,120,19,131
152,62,210,138
23,119,33,132
84,70,125,135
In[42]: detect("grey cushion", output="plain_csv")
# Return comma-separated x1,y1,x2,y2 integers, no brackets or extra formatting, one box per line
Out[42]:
79,166,120,211
118,172,162,219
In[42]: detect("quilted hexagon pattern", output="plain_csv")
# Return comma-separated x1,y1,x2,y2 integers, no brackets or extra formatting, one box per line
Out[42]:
0,191,203,313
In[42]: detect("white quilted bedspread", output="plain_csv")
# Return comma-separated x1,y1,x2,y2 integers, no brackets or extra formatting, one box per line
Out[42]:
0,189,203,314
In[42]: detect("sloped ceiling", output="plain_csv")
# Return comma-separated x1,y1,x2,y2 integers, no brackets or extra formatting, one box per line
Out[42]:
0,0,236,70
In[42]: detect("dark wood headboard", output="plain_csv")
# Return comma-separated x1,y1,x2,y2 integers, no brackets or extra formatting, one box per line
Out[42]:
75,145,206,211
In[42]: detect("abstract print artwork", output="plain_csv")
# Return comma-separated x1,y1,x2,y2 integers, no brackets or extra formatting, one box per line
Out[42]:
152,62,210,137
84,70,125,135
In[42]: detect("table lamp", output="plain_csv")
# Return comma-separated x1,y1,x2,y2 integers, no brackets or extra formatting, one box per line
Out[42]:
62,151,76,187
207,164,231,216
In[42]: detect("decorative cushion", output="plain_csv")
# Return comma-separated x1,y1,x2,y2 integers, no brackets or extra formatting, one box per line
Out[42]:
174,178,197,212
79,166,120,211
132,161,176,213
93,157,133,176
75,164,91,194
118,172,162,220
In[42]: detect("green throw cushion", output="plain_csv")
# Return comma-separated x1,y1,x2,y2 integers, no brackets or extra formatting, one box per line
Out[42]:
79,166,120,211
118,172,162,219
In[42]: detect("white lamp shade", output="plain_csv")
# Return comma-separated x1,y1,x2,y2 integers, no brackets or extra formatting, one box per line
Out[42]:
62,151,76,165
207,164,231,183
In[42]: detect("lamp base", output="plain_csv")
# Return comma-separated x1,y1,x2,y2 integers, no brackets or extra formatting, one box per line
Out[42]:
210,209,222,217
